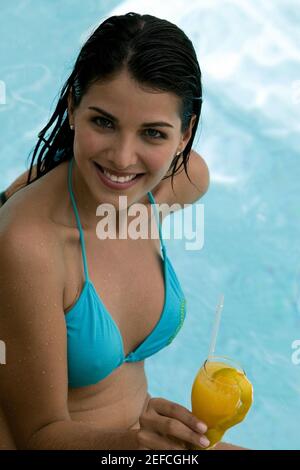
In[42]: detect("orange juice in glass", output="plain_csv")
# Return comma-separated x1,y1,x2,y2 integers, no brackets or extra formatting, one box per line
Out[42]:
191,356,253,450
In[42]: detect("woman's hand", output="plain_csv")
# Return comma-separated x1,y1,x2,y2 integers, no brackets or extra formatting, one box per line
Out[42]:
136,397,210,450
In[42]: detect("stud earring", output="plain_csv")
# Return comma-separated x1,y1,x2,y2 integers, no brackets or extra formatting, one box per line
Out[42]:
70,124,74,130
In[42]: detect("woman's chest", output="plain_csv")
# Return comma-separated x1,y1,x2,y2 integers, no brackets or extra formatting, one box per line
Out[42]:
63,233,165,357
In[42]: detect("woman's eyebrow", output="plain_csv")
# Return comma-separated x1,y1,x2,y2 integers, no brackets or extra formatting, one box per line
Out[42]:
88,106,174,128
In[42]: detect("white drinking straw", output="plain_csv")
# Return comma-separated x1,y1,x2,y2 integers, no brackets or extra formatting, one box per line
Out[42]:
208,294,225,359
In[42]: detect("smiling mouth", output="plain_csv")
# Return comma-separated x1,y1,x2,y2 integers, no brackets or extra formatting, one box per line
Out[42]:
93,161,146,189
94,161,145,179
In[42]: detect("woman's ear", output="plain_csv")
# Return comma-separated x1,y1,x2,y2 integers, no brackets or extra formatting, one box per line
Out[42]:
179,114,197,153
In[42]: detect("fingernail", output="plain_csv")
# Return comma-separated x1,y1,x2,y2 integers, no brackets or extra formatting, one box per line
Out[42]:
199,436,210,448
196,422,207,433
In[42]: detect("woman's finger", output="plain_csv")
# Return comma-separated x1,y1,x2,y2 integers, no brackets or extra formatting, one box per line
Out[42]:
140,408,210,449
138,429,187,450
150,398,207,433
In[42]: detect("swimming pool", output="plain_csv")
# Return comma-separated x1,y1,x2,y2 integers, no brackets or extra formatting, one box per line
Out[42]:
1,0,299,450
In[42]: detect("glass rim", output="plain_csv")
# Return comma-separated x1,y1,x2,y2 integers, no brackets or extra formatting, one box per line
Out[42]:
203,355,246,385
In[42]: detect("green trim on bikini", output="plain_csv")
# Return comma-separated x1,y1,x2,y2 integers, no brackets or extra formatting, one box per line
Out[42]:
166,298,186,346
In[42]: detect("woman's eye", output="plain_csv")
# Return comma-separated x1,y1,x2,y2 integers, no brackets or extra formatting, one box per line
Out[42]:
92,117,113,128
145,129,166,139
91,117,166,139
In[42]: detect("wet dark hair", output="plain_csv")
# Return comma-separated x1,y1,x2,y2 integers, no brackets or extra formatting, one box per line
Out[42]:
26,12,202,191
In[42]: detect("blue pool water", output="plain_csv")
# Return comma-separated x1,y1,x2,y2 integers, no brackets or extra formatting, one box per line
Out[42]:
1,0,300,450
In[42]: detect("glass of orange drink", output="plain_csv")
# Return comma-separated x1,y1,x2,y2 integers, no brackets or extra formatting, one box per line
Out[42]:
191,355,253,450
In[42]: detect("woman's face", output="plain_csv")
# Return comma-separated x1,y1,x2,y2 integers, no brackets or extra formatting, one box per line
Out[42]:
68,68,195,207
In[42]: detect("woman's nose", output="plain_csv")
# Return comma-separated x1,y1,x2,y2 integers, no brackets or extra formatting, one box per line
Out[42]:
109,136,139,170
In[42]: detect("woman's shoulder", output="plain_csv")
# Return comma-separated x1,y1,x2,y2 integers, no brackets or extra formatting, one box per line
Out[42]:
0,162,69,259
1,161,67,220
0,181,66,314
0,197,63,275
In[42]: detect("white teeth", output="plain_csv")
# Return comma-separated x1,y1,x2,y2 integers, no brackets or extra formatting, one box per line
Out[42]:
102,168,137,183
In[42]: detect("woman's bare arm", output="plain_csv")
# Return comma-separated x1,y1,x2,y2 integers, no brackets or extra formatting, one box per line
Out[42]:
0,220,138,450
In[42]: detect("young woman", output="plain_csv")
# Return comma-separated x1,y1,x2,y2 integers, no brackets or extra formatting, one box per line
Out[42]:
0,12,243,451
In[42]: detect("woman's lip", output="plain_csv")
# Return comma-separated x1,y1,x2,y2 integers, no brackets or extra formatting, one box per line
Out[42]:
93,161,144,190
95,162,144,177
